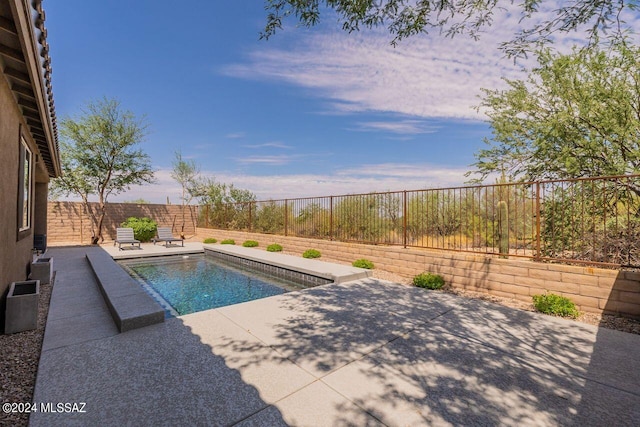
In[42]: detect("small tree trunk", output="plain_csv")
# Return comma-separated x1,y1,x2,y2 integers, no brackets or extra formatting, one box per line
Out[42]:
82,200,99,245
95,203,107,244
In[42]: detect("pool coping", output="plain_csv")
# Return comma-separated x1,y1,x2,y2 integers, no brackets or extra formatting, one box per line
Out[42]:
203,244,373,284
86,250,165,332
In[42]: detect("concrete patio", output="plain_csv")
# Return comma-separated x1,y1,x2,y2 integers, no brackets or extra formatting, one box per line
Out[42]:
31,246,640,426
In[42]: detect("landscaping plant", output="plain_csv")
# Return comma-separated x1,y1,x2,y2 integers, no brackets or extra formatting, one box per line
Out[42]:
266,243,283,252
413,273,445,290
302,249,321,259
352,259,374,269
203,238,217,244
532,293,579,318
242,240,259,247
120,217,157,242
220,239,235,245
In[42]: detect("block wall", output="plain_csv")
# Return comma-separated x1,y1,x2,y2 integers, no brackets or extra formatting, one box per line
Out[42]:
47,202,198,244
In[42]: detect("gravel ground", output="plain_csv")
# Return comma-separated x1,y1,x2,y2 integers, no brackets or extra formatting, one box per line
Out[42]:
0,275,53,427
0,256,639,427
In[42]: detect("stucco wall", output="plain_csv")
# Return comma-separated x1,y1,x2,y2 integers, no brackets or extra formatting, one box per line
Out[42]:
47,202,198,244
0,69,40,301
195,228,640,319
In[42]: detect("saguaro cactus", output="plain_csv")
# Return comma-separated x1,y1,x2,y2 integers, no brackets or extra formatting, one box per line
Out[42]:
497,200,509,258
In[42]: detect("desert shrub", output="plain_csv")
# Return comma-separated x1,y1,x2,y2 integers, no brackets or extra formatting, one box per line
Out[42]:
352,259,374,269
120,217,157,242
266,243,283,252
532,293,579,318
412,273,445,289
220,239,235,245
242,240,259,247
302,249,321,259
203,238,217,244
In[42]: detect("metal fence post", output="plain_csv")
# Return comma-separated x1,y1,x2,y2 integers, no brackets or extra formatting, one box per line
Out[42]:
403,190,407,248
535,181,541,260
249,202,252,232
330,196,334,241
284,199,288,236
205,205,209,228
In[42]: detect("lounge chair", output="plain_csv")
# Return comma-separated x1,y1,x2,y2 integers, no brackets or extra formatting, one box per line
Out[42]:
114,227,141,250
153,227,184,247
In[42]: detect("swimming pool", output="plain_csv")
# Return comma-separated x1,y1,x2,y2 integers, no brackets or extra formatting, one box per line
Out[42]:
119,254,317,316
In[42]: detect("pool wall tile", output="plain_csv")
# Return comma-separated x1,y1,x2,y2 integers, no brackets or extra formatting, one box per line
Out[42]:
207,251,333,288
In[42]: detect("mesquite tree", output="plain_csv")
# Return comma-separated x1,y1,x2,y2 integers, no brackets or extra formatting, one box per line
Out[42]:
51,98,155,244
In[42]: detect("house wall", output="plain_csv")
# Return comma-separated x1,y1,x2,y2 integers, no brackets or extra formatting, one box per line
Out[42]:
194,228,640,319
0,69,41,301
47,202,198,244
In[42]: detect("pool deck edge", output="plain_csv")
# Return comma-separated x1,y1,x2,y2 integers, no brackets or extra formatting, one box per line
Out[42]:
203,244,372,284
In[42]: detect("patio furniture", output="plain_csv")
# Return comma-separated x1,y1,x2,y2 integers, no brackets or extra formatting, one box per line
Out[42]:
114,228,141,250
153,227,184,247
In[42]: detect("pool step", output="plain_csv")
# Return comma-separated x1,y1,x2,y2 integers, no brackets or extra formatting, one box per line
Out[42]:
86,251,164,332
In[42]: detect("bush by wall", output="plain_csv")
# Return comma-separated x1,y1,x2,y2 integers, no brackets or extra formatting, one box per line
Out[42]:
203,238,217,244
413,273,445,290
220,239,235,245
242,240,259,247
352,259,374,269
267,243,283,252
532,293,579,318
121,217,157,242
303,249,321,259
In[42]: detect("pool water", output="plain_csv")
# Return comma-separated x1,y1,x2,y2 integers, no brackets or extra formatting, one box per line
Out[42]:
119,254,309,316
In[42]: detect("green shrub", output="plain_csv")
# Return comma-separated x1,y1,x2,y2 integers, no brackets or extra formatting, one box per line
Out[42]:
266,243,283,252
413,273,445,290
242,240,259,247
302,249,321,259
220,239,235,245
352,259,374,269
532,293,579,318
120,217,157,242
203,238,217,244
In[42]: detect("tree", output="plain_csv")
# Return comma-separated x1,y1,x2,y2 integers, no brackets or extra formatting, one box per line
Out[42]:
51,98,154,244
470,40,640,192
195,178,256,229
171,151,200,238
261,0,636,56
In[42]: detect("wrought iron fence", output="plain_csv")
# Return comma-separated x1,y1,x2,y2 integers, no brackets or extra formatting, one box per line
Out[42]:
198,175,640,268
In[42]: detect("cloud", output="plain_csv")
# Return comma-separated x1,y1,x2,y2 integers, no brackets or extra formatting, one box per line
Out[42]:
244,142,292,149
225,132,245,139
222,13,530,120
221,3,636,121
96,162,472,204
353,120,439,135
234,155,300,165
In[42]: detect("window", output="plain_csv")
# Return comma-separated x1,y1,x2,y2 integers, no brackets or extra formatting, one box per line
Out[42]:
18,136,32,231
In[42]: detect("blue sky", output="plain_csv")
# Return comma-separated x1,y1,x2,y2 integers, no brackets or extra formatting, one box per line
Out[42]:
44,1,623,203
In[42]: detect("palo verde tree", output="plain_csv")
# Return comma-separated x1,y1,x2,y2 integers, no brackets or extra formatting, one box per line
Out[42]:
261,0,637,56
51,98,155,244
171,151,200,238
470,39,640,190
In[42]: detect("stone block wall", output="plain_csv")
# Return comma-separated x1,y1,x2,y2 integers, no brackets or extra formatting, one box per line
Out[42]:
47,202,198,244
195,227,640,319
